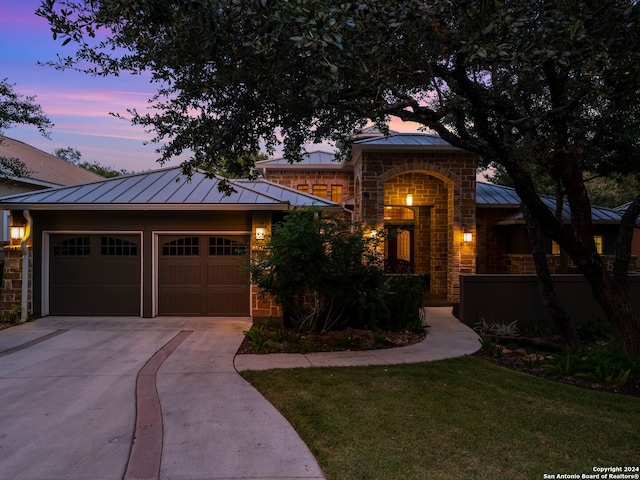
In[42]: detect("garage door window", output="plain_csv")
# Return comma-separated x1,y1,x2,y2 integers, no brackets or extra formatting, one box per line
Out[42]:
209,237,247,256
162,237,199,256
53,236,90,256
101,236,138,256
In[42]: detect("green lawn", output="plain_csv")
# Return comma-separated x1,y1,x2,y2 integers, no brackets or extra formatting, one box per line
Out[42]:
242,356,640,480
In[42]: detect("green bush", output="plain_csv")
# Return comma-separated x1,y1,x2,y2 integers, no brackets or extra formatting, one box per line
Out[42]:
381,275,425,331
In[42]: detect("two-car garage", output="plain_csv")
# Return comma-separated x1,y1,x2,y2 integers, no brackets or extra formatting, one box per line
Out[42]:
0,166,339,320
47,233,250,317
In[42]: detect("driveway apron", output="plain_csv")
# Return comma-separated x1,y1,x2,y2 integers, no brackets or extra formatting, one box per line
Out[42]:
0,317,325,480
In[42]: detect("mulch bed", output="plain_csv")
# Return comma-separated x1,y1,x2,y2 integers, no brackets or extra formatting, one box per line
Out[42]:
474,349,640,398
237,327,427,354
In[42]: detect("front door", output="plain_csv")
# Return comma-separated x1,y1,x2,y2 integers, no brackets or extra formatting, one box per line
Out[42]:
385,226,414,274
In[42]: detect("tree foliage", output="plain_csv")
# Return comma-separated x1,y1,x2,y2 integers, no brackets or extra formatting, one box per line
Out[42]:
54,146,133,177
37,0,640,355
0,78,53,180
248,209,389,332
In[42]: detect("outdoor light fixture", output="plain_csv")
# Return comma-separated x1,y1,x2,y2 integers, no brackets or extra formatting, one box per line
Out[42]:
255,227,266,240
463,232,473,243
405,193,413,206
370,229,378,238
10,225,25,240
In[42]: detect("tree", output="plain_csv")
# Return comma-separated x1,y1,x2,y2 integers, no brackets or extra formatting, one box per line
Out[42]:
248,209,388,332
1,78,52,179
53,146,132,177
53,146,82,165
37,1,640,356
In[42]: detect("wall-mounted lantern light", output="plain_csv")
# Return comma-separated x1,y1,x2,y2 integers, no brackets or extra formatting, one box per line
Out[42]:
10,225,25,240
369,229,378,238
405,193,413,206
463,232,473,243
255,227,266,240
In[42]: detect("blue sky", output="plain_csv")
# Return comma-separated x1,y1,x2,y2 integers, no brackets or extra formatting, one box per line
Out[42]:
0,0,165,171
1,0,423,172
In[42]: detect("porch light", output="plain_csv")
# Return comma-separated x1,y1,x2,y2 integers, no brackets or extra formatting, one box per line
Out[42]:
405,193,413,206
10,225,25,240
463,232,473,243
255,227,266,240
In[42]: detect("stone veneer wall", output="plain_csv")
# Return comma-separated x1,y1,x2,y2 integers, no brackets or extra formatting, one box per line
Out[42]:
0,247,32,319
384,172,447,295
476,207,514,273
504,254,638,274
356,150,477,302
261,169,353,202
250,284,283,322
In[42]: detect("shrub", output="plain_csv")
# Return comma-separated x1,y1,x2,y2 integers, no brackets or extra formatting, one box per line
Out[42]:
382,275,425,331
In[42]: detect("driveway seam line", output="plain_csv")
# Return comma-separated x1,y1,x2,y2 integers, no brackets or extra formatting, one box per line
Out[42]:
124,330,193,480
0,329,68,358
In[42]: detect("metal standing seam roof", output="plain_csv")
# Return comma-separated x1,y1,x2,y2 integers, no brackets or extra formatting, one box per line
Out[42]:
477,182,624,224
353,133,457,148
0,166,340,210
256,150,342,168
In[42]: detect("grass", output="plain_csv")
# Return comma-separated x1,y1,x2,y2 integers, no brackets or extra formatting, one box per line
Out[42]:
242,356,640,480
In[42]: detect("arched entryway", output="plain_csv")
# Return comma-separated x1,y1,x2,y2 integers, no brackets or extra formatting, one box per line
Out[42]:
382,168,454,301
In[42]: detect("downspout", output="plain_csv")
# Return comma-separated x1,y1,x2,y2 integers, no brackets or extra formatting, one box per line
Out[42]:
20,210,32,322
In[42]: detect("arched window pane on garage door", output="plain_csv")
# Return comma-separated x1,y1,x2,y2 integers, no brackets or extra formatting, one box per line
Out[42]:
53,236,90,256
162,237,199,256
209,236,247,256
101,236,138,256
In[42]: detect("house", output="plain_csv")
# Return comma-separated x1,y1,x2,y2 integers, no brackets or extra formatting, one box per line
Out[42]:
0,132,634,321
0,167,339,319
0,136,103,241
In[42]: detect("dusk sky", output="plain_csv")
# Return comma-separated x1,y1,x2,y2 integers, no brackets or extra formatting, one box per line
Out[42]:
1,0,422,173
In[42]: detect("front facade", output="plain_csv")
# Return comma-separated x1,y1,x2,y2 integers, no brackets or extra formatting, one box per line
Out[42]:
258,133,478,303
1,132,633,320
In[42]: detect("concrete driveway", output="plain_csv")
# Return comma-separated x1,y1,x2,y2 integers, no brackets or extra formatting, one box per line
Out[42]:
0,317,325,480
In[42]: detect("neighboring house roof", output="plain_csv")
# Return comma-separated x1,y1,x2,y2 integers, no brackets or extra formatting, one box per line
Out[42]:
0,166,340,211
0,136,104,186
256,150,342,169
477,182,623,224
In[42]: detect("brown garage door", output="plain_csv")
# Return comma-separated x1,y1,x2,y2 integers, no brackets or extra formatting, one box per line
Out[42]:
49,234,141,315
158,235,250,316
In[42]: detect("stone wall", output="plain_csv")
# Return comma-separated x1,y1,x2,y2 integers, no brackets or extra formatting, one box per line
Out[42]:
261,169,353,203
0,247,31,320
250,284,283,322
503,253,638,274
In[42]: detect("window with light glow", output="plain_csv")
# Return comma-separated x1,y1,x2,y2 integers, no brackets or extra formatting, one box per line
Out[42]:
312,185,328,198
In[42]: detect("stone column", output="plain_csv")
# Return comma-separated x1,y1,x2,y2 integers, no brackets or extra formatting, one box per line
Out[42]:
0,247,31,321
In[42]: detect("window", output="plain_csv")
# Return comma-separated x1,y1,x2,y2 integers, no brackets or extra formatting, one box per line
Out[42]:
101,237,138,256
312,185,328,198
330,185,343,203
209,237,247,256
54,236,90,256
594,235,603,254
162,237,199,256
297,184,309,193
397,230,411,262
551,241,560,255
384,206,415,221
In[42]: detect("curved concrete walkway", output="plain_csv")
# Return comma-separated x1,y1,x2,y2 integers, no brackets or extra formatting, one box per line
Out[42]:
0,306,478,480
234,306,480,371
